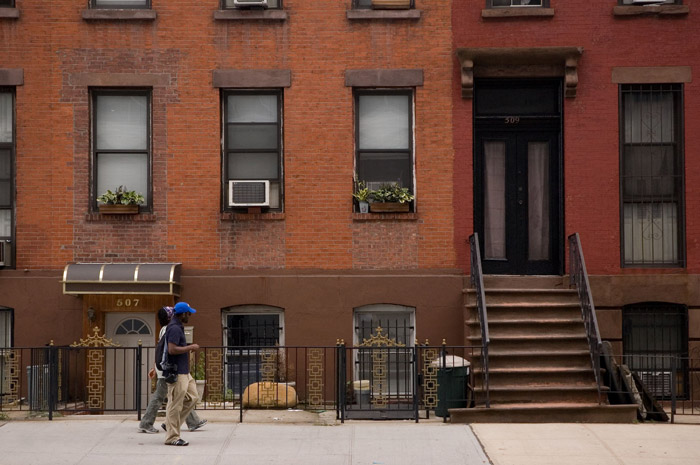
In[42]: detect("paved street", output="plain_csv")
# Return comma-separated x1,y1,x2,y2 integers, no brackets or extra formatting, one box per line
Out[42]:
1,412,699,465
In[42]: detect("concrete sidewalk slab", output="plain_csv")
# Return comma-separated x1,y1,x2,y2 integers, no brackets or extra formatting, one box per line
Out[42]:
472,423,700,465
0,419,490,465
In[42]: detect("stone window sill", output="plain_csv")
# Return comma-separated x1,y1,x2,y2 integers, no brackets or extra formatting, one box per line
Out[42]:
613,5,689,16
214,9,287,21
0,8,19,19
347,9,421,20
85,212,157,222
221,212,285,221
81,9,157,21
353,212,419,221
482,8,554,18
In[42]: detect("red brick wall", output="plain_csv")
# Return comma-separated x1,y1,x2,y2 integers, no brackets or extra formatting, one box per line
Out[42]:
2,0,455,271
452,1,700,275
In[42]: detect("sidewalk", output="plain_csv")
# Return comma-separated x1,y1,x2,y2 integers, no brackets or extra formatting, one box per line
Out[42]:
1,411,699,465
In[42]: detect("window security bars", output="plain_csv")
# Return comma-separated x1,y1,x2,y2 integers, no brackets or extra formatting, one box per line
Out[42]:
620,84,684,267
622,303,688,399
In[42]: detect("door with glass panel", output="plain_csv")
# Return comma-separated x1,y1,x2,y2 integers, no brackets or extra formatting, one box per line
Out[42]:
474,79,562,275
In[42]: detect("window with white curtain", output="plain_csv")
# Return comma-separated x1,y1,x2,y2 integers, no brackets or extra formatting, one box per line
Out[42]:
92,91,150,210
355,91,414,204
0,91,13,268
224,91,282,210
620,84,683,266
91,0,150,8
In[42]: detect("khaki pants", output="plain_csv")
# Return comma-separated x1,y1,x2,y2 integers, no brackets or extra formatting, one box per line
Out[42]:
164,374,199,444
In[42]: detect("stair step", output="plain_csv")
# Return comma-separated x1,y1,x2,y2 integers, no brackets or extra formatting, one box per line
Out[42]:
465,288,580,305
475,351,592,369
448,404,638,423
481,275,568,289
472,385,601,404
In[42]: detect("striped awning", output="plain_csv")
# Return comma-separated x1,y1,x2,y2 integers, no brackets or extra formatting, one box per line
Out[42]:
62,263,181,296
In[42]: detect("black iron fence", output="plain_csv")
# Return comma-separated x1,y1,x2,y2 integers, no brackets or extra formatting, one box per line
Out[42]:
1,343,484,422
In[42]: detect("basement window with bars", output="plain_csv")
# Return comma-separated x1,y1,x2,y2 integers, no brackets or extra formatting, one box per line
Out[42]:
222,306,284,395
620,84,684,267
622,302,688,399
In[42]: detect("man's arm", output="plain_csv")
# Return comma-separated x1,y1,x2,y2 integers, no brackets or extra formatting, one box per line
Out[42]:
168,341,200,355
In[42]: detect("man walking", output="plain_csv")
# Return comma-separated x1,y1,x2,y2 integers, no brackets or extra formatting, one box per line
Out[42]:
138,306,207,434
163,301,200,446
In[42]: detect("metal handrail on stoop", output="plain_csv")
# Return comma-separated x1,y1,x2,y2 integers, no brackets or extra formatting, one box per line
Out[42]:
469,233,490,408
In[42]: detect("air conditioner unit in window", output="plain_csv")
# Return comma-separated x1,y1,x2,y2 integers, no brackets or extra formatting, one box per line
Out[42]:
233,0,269,8
639,371,672,397
228,180,270,207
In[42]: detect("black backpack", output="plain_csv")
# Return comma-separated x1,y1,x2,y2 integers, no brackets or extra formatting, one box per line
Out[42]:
155,334,167,371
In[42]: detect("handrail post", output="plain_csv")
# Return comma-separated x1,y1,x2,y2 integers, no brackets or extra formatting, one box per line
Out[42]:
469,233,490,408
48,341,56,421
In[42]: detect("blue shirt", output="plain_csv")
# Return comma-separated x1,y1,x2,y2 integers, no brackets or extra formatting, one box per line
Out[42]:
164,318,190,375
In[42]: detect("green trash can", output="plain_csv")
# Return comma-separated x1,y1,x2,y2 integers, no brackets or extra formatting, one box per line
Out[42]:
432,355,470,418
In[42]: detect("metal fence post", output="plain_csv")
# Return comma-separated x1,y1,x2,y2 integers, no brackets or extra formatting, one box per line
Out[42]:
413,345,419,423
48,341,55,421
239,347,243,424
136,341,142,421
671,356,677,424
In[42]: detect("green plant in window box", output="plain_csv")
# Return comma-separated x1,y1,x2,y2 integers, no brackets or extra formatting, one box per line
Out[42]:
353,179,371,214
96,185,144,214
368,182,414,213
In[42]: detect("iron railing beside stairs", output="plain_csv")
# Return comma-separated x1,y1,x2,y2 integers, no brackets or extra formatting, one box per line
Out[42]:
568,232,604,403
469,233,490,408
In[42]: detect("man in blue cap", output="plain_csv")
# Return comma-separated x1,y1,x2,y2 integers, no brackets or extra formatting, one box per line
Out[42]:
163,301,200,446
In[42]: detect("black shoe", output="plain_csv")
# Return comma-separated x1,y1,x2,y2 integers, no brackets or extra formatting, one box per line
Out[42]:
167,439,188,446
161,423,167,432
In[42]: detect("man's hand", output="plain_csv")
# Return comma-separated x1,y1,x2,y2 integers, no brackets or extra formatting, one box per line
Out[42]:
148,367,156,379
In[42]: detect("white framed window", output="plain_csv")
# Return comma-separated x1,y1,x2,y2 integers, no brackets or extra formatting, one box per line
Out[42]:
92,90,150,211
0,307,11,348
223,91,283,210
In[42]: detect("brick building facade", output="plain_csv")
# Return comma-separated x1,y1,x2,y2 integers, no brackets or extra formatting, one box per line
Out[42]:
0,0,699,400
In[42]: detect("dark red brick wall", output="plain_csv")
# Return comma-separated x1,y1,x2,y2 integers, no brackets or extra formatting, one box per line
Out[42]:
453,2,700,275
2,0,455,272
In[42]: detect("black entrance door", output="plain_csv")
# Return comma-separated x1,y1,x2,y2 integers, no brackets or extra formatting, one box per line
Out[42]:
474,79,563,275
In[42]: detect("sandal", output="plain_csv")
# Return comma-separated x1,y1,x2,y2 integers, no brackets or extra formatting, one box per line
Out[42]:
168,439,189,446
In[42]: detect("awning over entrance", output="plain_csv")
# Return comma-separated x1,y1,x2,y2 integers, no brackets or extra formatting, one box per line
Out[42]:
62,263,181,296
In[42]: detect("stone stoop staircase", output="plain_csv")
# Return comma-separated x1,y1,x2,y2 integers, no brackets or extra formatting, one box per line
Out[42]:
450,275,637,423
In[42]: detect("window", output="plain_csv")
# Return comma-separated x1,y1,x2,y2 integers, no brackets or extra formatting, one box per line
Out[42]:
355,91,414,199
92,90,150,211
222,305,284,395
224,91,283,210
620,84,684,266
353,0,414,8
0,91,13,268
489,0,547,7
623,302,688,398
222,0,282,9
115,318,152,335
354,305,415,395
0,307,11,348
91,0,150,8
0,1,15,7
619,0,679,4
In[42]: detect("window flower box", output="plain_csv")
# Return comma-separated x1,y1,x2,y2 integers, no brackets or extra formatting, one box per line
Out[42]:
98,204,140,215
369,202,410,213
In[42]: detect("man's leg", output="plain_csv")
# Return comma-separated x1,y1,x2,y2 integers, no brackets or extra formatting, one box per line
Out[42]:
139,378,167,430
164,375,187,444
185,409,203,430
178,375,199,428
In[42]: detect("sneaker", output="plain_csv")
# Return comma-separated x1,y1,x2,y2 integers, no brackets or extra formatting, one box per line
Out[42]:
161,423,167,432
189,419,207,432
139,426,159,434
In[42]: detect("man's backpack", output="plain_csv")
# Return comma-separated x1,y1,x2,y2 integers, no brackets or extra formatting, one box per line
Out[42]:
155,331,178,383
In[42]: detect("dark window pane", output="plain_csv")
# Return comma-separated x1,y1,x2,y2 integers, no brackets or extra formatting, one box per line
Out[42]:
622,146,676,198
475,82,559,116
228,124,278,150
226,314,280,346
227,152,279,179
0,181,9,206
0,149,10,179
358,152,411,188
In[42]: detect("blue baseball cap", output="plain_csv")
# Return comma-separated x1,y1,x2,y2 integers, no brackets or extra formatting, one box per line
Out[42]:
174,302,197,314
